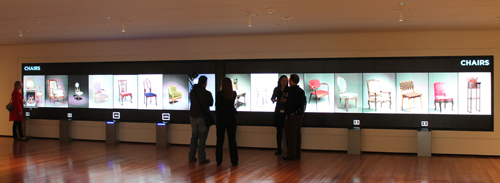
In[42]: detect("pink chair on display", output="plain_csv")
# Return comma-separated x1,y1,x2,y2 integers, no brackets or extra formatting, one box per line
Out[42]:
433,82,454,113
308,79,330,108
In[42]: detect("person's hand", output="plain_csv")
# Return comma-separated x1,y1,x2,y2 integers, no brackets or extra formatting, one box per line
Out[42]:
280,98,286,102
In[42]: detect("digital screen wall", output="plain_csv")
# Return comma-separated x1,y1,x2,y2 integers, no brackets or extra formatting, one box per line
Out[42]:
22,56,493,131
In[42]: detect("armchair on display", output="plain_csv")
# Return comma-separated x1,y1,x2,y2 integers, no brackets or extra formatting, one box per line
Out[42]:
336,76,358,112
399,80,423,112
48,79,65,105
25,78,43,106
366,79,391,111
168,85,182,104
143,78,157,107
308,79,330,108
93,82,109,105
433,82,453,113
232,78,246,108
73,82,84,101
466,77,481,113
118,80,133,105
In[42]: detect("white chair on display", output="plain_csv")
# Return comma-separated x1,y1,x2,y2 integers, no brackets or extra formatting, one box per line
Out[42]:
337,76,358,112
74,82,84,101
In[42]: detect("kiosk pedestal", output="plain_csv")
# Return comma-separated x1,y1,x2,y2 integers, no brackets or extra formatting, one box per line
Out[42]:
156,123,169,146
106,121,118,144
59,119,71,142
417,129,431,156
347,128,361,154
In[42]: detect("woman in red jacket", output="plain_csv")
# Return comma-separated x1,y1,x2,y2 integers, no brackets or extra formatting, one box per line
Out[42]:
10,81,25,140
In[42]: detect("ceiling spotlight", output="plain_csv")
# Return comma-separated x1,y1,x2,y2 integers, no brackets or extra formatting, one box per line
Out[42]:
36,21,41,24
399,12,403,22
248,17,252,27
283,16,292,22
19,29,23,37
267,8,275,14
107,17,113,20
396,2,408,5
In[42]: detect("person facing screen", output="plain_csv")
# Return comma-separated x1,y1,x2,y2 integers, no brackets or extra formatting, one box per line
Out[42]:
10,81,27,140
215,77,239,166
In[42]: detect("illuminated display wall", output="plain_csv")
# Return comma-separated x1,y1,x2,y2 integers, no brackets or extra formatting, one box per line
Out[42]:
22,56,493,131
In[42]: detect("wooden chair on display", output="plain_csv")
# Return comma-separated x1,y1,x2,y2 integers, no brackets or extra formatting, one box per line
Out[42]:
399,80,423,112
144,79,157,107
336,76,358,112
433,82,453,113
48,79,65,105
366,79,391,111
467,77,481,113
118,79,133,105
93,82,109,105
308,79,330,108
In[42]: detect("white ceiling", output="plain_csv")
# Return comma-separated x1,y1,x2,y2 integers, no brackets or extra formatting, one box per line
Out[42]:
1,0,500,45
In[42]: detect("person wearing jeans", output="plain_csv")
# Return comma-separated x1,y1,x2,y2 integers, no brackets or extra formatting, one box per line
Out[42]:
188,76,213,164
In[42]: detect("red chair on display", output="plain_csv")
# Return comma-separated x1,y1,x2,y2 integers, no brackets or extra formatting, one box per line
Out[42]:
144,78,157,107
308,79,329,108
433,82,454,113
466,77,481,113
118,79,132,105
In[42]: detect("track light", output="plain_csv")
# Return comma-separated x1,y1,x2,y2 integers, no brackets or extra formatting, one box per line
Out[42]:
121,22,126,32
19,29,23,37
399,12,403,22
248,17,252,27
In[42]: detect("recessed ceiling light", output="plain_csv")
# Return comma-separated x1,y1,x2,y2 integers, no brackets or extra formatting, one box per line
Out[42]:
107,17,113,20
237,10,243,13
36,21,41,23
276,24,281,26
283,17,292,22
396,2,408,5
267,8,275,14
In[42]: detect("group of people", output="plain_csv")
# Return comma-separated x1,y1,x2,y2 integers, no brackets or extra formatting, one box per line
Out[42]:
188,74,306,165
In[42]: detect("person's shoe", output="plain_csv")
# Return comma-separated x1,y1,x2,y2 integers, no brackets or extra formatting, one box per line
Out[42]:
199,159,210,164
281,156,295,160
188,158,197,163
274,150,282,155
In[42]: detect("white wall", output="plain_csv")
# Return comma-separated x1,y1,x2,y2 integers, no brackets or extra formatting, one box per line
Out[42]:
2,29,500,155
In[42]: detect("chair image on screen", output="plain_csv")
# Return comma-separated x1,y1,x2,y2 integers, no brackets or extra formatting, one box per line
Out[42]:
308,79,330,108
367,79,391,111
399,80,423,112
143,78,157,107
93,82,109,105
336,76,358,112
232,78,246,108
168,85,182,104
73,82,84,101
433,82,454,113
25,78,43,106
467,77,481,113
48,79,65,105
117,79,133,105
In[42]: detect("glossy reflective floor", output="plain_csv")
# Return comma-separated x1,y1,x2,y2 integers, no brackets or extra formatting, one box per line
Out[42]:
1,137,500,182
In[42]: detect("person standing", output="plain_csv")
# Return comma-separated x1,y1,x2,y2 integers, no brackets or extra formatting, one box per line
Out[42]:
10,81,26,140
188,76,213,164
215,77,239,166
282,74,306,160
271,75,289,155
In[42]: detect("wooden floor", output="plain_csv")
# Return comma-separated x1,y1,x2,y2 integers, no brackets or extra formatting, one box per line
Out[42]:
1,138,500,183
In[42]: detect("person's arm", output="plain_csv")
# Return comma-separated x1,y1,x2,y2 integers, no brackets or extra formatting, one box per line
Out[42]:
271,87,278,103
12,92,23,116
285,88,296,116
207,91,214,107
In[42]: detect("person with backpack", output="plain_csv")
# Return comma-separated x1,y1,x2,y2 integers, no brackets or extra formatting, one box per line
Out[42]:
282,74,306,160
188,76,213,164
10,81,26,140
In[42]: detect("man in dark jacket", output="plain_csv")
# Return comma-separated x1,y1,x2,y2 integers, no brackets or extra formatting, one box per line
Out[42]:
188,76,213,164
282,74,306,160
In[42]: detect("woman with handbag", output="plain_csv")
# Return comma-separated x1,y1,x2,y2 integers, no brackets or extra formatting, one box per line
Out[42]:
215,77,238,166
10,81,26,140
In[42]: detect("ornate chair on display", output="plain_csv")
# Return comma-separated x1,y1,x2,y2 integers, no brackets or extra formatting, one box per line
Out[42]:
73,82,84,101
232,78,246,108
48,79,65,105
118,80,133,105
25,78,43,106
144,79,157,107
433,82,453,113
308,79,330,108
466,77,481,113
168,85,182,104
366,79,392,111
93,82,109,105
399,80,423,112
336,76,358,112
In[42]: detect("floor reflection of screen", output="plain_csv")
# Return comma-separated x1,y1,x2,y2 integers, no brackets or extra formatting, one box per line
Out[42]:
88,75,114,109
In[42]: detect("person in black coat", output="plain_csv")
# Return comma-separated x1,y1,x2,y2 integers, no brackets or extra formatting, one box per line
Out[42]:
215,77,239,166
270,75,289,155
